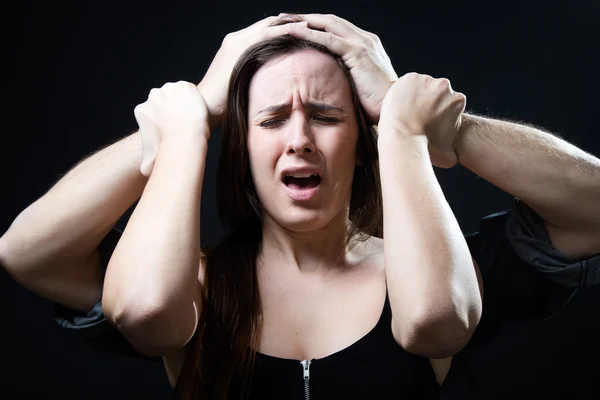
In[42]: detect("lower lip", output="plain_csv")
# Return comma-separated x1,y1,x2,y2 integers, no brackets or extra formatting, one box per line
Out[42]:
283,183,320,201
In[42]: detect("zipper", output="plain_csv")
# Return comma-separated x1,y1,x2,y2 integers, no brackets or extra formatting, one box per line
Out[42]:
300,359,312,400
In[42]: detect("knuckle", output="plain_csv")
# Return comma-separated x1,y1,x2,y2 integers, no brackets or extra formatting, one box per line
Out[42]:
326,32,336,45
367,31,381,44
266,15,280,26
222,32,233,45
357,44,370,57
437,78,451,88
422,74,434,84
134,103,146,117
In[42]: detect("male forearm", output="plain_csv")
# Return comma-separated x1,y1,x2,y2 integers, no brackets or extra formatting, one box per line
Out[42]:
456,114,600,231
378,133,481,358
0,132,146,278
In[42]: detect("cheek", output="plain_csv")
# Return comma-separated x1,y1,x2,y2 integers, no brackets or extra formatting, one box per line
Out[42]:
247,131,283,181
323,130,359,168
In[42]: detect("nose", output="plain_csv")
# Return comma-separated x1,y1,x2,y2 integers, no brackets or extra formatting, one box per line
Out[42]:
285,116,316,155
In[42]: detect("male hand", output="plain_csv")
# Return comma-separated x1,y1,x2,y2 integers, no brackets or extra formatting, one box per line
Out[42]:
285,13,398,124
197,16,308,129
134,81,210,177
379,72,466,169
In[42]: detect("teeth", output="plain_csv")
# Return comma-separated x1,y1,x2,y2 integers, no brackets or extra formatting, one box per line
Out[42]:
286,173,318,178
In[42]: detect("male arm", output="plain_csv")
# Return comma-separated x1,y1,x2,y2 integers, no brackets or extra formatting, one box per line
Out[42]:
456,114,600,260
0,133,147,312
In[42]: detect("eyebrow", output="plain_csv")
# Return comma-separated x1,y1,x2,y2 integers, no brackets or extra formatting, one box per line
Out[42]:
255,102,345,116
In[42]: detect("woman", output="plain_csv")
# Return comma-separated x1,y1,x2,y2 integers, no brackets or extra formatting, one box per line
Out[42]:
99,15,482,396
2,13,597,400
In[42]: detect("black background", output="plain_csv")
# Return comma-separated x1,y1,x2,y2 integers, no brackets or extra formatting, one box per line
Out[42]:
3,0,600,398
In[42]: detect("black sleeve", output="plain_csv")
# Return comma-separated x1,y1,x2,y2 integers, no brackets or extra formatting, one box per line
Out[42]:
441,199,600,398
52,228,156,359
467,199,600,345
468,198,599,346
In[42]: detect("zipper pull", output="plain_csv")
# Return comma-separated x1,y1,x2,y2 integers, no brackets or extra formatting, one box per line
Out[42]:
301,359,311,380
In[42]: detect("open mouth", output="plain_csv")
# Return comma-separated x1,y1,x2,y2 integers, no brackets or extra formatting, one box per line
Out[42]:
283,173,321,190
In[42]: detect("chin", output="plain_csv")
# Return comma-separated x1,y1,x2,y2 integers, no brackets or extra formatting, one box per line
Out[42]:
280,211,326,233
267,207,331,234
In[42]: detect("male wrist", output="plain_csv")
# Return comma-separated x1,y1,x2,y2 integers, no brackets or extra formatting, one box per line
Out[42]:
454,113,482,165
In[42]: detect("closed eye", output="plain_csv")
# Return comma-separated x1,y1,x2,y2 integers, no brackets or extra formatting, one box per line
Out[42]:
259,119,285,128
258,116,341,129
313,116,341,124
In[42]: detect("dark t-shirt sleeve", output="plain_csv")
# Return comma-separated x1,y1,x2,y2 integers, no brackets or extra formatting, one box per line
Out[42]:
468,198,599,345
52,228,154,359
441,198,600,398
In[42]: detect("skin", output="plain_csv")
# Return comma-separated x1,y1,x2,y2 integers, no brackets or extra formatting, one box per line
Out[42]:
247,50,359,247
247,50,387,360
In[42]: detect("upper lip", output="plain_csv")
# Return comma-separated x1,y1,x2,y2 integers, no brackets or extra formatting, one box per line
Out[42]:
280,166,323,181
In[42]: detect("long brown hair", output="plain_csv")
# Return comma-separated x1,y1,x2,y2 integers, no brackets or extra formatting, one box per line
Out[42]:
176,35,382,400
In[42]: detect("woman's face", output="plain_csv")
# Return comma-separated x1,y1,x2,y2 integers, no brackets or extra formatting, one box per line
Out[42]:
247,49,359,233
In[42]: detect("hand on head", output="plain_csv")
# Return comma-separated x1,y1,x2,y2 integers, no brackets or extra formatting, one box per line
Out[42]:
270,13,465,167
197,15,309,130
136,13,465,178
283,13,398,124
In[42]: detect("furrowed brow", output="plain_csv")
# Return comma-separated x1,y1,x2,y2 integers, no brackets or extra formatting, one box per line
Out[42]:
255,101,345,116
256,103,291,116
308,102,345,114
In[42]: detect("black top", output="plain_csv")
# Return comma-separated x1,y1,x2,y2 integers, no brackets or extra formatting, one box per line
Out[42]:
53,199,600,399
227,293,439,399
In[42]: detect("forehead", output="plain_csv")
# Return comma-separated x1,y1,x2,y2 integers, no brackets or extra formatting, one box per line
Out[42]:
248,49,352,111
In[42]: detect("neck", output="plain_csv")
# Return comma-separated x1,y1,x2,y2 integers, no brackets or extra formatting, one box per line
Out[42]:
260,211,353,274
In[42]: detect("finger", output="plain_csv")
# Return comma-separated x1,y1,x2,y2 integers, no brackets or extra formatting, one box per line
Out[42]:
270,14,305,27
298,13,362,39
140,158,154,178
284,24,352,56
148,88,160,101
253,15,279,28
298,13,376,39
134,103,149,123
263,21,308,38
235,16,278,36
454,92,467,113
135,112,160,177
